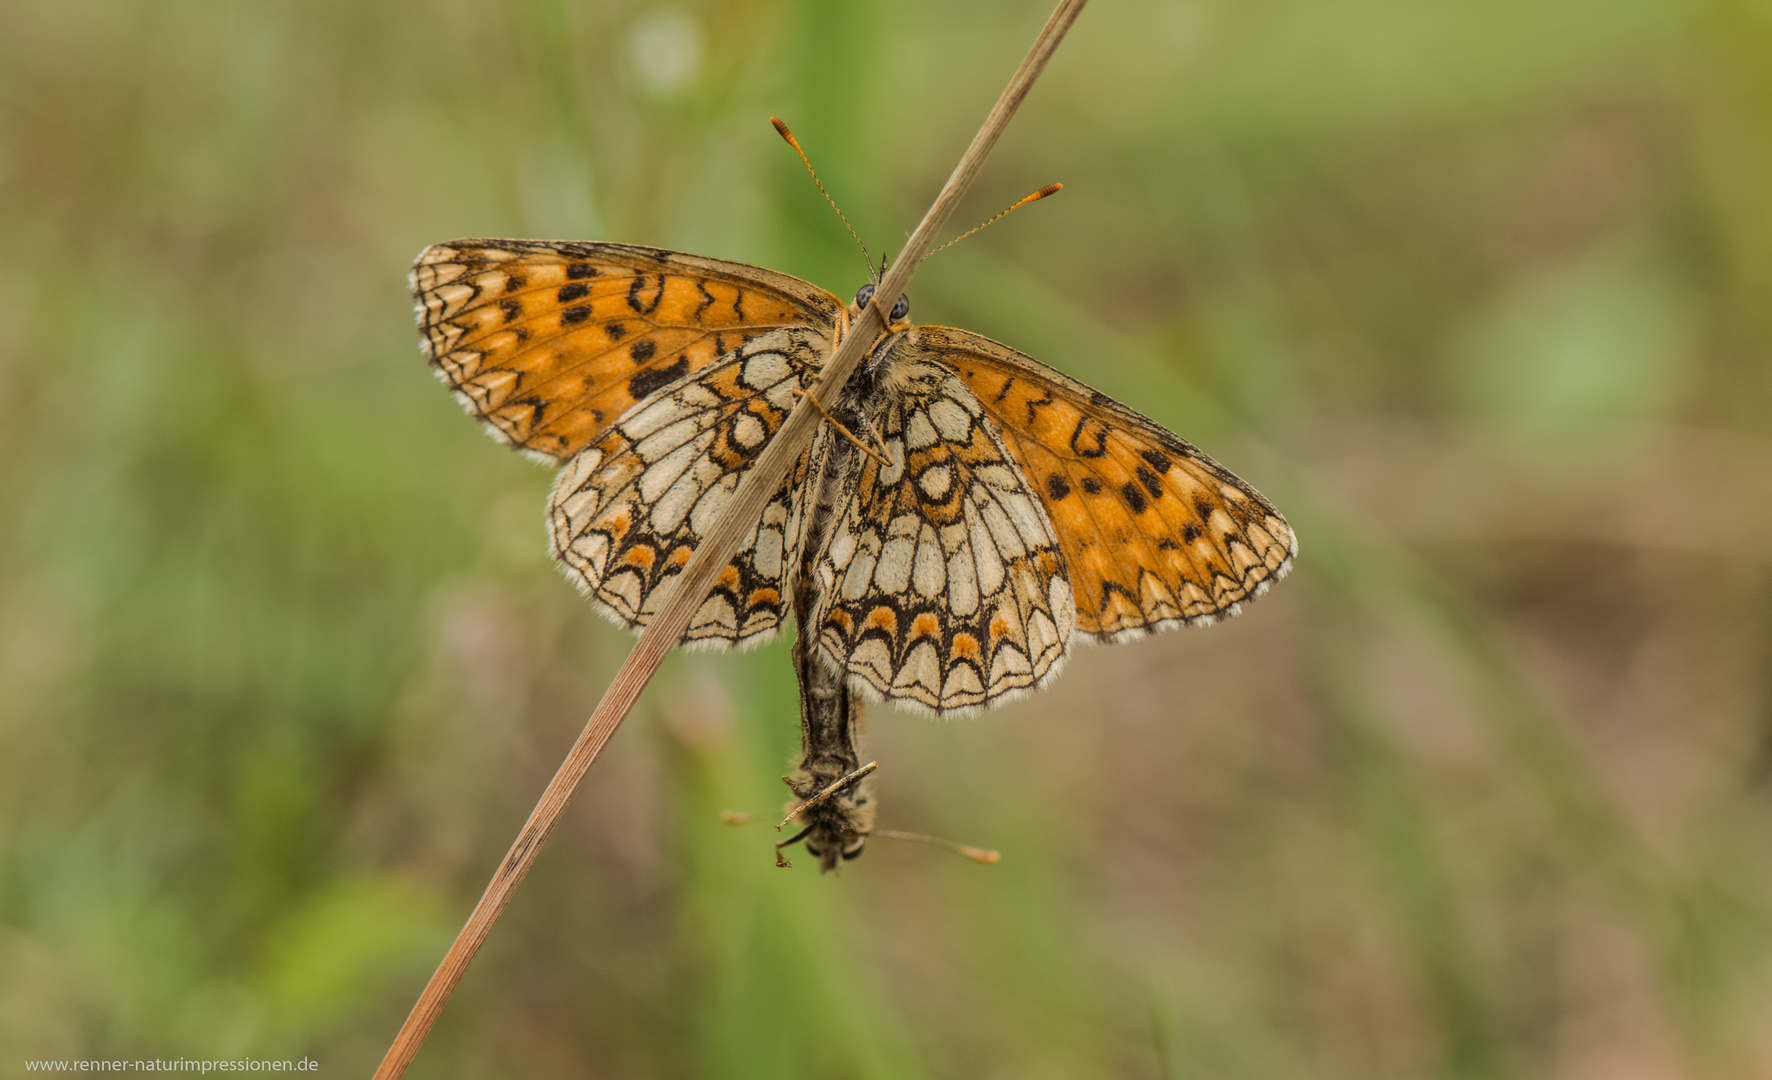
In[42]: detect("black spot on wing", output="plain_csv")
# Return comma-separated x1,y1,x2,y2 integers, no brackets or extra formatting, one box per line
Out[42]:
1136,466,1164,498
1081,476,1102,495
562,305,591,327
1045,474,1071,500
499,299,520,323
604,323,627,342
629,340,656,363
1122,482,1149,514
558,282,589,303
566,263,598,280
1142,449,1172,474
628,356,689,400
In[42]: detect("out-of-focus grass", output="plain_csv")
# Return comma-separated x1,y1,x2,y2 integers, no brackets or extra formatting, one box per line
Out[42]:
3,0,1771,1077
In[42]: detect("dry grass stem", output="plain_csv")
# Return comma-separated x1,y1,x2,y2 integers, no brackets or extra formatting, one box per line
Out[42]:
777,761,880,830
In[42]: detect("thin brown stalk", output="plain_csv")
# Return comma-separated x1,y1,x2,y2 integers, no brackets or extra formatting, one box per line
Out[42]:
371,2,1087,1075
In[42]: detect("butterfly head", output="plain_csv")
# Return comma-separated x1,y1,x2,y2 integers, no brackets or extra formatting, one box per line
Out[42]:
854,282,910,324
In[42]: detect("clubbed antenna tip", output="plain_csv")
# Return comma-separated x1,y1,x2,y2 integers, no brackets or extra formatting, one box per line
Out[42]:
771,116,878,281
927,182,1064,260
873,828,1002,864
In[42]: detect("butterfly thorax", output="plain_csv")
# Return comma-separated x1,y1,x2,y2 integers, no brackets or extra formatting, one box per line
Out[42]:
785,632,874,872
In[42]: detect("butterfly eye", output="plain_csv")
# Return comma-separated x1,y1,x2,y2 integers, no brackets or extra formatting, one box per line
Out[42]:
890,294,909,321
854,283,876,308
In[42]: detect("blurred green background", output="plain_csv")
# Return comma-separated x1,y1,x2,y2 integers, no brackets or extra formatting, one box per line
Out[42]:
4,0,1772,1076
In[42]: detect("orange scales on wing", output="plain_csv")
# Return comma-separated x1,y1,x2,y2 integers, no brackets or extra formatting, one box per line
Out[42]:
918,325,1296,641
413,239,845,463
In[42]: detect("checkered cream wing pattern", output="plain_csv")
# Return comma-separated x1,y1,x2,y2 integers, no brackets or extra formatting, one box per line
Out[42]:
807,345,1075,714
548,327,829,648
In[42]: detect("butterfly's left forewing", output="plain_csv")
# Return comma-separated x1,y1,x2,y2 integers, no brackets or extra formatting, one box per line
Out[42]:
922,326,1296,642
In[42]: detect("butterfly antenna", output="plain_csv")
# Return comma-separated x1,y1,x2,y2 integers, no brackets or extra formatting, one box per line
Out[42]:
925,183,1063,260
771,117,878,281
873,829,1002,864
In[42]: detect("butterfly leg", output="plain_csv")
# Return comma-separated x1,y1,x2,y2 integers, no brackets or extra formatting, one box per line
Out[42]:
774,824,814,868
856,411,894,464
792,389,893,468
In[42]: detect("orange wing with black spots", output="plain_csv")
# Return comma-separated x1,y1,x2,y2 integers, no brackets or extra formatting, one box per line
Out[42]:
411,239,847,463
920,326,1296,642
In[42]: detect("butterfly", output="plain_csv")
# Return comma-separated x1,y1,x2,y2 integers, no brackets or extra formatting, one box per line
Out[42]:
411,239,1295,717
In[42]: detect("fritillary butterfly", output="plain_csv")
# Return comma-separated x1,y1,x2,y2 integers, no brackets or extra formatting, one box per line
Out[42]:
410,239,1296,718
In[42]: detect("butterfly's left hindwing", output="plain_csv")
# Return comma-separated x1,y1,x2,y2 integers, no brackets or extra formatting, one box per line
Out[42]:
548,327,828,648
807,347,1075,715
